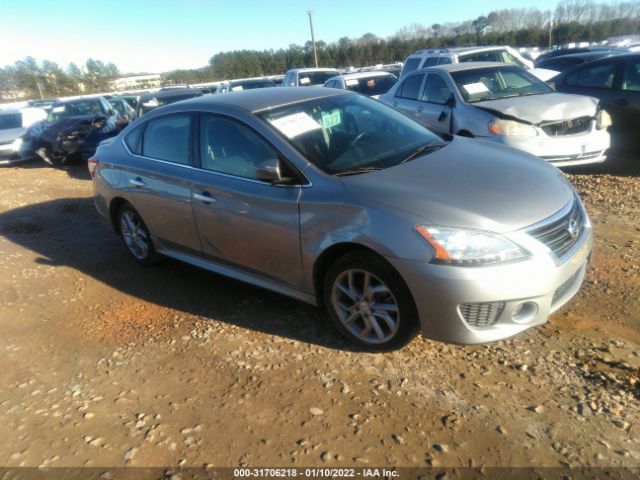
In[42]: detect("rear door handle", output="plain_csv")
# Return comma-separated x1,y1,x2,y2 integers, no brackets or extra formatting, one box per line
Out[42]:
417,106,423,112
392,101,398,107
129,177,145,188
614,99,629,106
193,191,216,204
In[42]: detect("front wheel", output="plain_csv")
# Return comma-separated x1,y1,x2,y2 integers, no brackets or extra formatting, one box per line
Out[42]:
323,252,418,351
117,204,161,265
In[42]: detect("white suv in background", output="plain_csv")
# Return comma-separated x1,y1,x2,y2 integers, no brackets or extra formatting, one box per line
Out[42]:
400,46,557,81
282,68,340,87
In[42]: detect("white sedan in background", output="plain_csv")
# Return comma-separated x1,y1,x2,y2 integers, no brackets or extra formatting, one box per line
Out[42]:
0,107,47,165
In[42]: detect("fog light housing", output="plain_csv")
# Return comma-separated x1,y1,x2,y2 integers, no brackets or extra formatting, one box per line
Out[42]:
512,302,538,323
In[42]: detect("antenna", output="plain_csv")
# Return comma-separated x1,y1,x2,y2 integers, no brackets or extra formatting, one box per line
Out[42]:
307,9,319,68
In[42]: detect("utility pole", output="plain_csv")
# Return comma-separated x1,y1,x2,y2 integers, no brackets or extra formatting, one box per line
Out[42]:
307,9,319,68
548,16,553,50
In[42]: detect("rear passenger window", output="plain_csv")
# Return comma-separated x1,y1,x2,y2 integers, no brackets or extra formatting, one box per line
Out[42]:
199,115,279,180
424,57,439,67
566,62,617,89
142,114,191,164
396,73,425,100
124,125,143,154
438,57,452,65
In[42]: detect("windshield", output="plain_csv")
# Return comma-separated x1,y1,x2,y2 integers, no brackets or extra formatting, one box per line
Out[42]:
450,66,553,103
258,94,445,175
47,100,104,122
345,75,398,96
298,71,338,86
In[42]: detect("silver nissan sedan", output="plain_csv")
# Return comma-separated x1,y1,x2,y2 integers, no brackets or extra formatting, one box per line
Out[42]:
91,87,592,350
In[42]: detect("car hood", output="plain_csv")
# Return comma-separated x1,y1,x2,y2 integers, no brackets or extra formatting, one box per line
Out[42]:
340,137,574,234
473,92,598,124
42,115,100,139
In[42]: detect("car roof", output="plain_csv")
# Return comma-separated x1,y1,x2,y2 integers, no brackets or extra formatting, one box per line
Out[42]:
411,46,512,57
164,86,347,114
338,71,395,80
138,88,202,101
55,97,104,105
287,68,340,73
541,51,615,62
419,61,513,73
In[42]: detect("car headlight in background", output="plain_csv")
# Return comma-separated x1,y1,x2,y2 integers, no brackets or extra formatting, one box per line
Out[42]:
596,109,612,130
416,225,529,266
488,119,537,137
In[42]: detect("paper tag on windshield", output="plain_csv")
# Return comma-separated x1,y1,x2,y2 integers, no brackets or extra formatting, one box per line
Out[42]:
270,112,321,138
231,85,243,91
300,77,310,85
321,109,341,129
52,106,66,113
345,79,359,86
462,82,489,95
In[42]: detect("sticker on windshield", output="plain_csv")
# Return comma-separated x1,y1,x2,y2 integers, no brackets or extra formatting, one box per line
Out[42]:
231,85,243,91
300,77,311,85
321,109,341,129
462,82,489,95
52,106,66,113
269,112,321,138
345,79,359,86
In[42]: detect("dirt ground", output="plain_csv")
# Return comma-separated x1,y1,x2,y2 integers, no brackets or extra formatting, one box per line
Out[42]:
0,153,638,475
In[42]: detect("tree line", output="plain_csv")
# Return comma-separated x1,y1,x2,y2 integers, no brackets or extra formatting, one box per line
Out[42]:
1,0,639,101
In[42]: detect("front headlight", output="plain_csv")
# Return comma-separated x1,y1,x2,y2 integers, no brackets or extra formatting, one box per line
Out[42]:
416,225,529,266
488,119,537,137
596,109,612,130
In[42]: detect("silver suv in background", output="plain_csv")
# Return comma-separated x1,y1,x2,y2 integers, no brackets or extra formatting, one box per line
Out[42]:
380,62,611,167
282,68,340,87
400,46,557,81
91,88,591,350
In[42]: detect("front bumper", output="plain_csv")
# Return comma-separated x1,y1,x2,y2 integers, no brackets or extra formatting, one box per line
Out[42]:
387,222,592,344
483,127,610,167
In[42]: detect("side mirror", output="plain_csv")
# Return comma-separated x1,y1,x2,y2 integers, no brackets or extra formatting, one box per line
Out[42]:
446,94,455,107
255,157,297,185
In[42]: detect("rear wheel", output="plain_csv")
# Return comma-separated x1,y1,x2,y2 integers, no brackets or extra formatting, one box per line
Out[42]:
117,204,161,265
323,252,418,351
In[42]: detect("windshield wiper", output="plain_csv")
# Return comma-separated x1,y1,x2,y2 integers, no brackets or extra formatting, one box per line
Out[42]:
334,166,382,176
399,141,447,164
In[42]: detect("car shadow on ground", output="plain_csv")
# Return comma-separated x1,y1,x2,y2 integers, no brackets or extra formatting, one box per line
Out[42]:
5,159,91,180
0,196,361,351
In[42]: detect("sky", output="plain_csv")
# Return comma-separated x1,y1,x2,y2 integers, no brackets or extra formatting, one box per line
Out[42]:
0,0,564,74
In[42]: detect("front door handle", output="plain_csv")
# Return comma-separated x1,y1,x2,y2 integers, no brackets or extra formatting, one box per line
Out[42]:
193,191,216,204
129,177,145,188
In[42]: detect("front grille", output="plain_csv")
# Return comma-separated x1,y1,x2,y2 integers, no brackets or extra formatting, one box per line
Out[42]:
459,302,505,327
540,116,592,137
528,200,585,259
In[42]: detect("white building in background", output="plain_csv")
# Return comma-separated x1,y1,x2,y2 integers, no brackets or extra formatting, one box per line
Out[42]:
112,74,162,91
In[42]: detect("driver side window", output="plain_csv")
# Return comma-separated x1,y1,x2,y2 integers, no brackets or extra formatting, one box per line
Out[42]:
199,115,279,180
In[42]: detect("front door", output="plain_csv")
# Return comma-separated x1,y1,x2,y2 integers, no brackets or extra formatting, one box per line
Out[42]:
190,114,303,287
418,73,454,134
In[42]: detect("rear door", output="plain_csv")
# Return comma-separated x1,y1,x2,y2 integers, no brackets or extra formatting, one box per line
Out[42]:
616,58,640,140
417,73,454,134
190,114,303,287
389,72,427,124
124,113,202,254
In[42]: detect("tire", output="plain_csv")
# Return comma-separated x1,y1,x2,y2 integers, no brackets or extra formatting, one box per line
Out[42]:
117,203,162,266
323,251,418,351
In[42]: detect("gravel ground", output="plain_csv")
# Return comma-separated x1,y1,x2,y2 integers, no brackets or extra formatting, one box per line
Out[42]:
0,153,638,472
